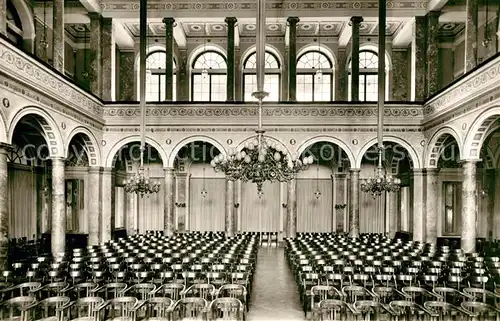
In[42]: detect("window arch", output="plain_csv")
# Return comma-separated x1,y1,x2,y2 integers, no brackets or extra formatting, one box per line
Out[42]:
145,51,176,102
243,51,281,101
347,50,389,101
191,50,227,101
296,51,333,101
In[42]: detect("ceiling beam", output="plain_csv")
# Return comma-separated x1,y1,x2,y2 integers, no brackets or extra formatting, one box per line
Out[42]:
113,21,134,49
427,0,450,12
338,20,352,47
173,23,187,48
392,18,414,47
79,0,102,13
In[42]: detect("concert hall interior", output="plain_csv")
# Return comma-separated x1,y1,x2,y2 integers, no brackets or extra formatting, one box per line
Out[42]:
0,0,500,319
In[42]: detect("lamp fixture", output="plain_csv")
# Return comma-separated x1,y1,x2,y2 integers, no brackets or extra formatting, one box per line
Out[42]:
360,148,401,198
39,0,49,55
482,0,492,47
315,22,323,82
314,165,321,199
82,27,89,79
201,167,208,197
125,0,160,198
360,0,400,198
201,23,209,80
211,0,312,196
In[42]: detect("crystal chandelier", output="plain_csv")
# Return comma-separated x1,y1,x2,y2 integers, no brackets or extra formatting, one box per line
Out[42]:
125,0,160,198
361,148,401,198
211,0,313,196
360,0,400,199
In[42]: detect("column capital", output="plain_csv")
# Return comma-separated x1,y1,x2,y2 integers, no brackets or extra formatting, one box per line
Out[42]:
350,16,364,24
102,17,113,25
49,156,66,162
287,16,300,25
0,143,13,154
412,168,425,175
460,158,481,164
349,168,361,173
225,17,237,25
427,11,440,18
163,167,175,172
101,167,114,174
162,17,175,25
425,168,440,174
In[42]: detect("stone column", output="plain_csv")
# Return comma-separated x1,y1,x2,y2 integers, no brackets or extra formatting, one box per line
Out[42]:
225,178,235,236
426,11,439,97
0,0,6,36
425,168,439,245
225,17,237,102
412,169,425,242
350,16,363,101
175,173,188,232
412,17,426,101
52,0,64,72
119,52,135,100
89,13,102,98
464,0,478,73
163,18,175,101
286,177,297,238
387,191,399,238
88,167,102,245
349,169,360,238
461,160,478,253
164,168,175,236
484,169,496,240
0,144,10,272
287,17,300,102
51,157,66,256
101,168,115,242
177,49,189,101
101,17,115,101
126,188,136,236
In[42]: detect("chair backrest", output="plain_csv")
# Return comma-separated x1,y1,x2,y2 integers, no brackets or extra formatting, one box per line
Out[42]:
208,298,243,321
171,297,207,320
145,297,173,319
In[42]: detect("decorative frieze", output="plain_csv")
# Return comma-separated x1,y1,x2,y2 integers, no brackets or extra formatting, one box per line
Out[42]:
0,39,103,118
102,126,423,133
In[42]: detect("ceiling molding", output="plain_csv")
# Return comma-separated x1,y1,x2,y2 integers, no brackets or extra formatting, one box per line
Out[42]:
78,0,102,13
392,18,414,47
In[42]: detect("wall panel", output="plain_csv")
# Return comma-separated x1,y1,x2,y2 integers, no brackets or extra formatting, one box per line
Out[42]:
297,178,333,232
241,182,280,232
8,165,37,239
189,178,225,231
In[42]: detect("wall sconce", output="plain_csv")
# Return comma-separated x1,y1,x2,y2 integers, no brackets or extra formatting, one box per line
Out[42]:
282,203,287,208
335,204,347,210
175,202,186,208
234,203,240,208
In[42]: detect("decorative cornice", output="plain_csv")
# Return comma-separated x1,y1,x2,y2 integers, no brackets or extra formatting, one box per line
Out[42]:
103,126,422,133
103,105,424,118
0,38,104,120
424,55,500,118
0,74,104,130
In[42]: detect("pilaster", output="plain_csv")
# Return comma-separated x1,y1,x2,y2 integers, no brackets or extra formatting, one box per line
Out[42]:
412,169,425,242
225,17,237,102
425,168,439,245
426,11,440,96
101,17,115,101
88,167,102,245
286,177,297,238
412,17,427,101
164,167,175,236
101,167,115,242
89,13,102,98
349,169,360,237
0,144,10,272
225,178,235,236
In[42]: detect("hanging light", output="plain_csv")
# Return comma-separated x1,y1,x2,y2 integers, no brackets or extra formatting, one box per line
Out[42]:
201,23,209,80
39,0,49,53
82,27,89,79
482,0,492,47
315,22,323,82
314,166,321,199
201,167,208,197
125,0,160,198
211,0,312,196
360,0,400,198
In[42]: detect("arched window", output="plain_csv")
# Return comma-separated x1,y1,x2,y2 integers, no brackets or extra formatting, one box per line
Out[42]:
296,51,333,101
348,50,389,101
146,51,176,102
191,51,227,101
243,51,281,101
6,0,23,48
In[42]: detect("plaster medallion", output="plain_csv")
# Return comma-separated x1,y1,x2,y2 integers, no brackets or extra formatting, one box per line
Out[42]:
290,139,296,145
462,123,467,130
101,140,107,146
227,2,235,10
166,139,172,145
2,98,9,108
420,140,426,146
61,122,66,130
227,139,233,145
352,139,358,145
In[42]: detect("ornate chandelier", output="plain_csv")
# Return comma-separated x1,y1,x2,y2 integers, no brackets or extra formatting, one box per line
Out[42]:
211,128,313,196
125,167,160,198
211,0,312,196
360,148,401,198
125,0,160,198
